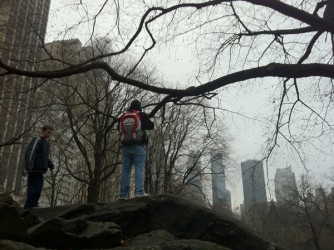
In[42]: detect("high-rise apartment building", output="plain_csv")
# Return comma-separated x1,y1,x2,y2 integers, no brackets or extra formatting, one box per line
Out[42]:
184,151,204,203
241,160,267,209
211,152,231,210
186,151,203,191
36,38,120,205
0,0,51,195
274,166,297,205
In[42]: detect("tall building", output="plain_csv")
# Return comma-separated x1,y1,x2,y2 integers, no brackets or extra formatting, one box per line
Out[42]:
211,152,231,210
274,166,297,205
184,151,204,203
0,0,51,195
35,38,121,204
314,187,327,210
186,151,203,191
241,160,267,209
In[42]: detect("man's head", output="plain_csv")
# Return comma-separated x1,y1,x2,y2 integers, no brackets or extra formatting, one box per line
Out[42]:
41,125,53,139
129,100,142,111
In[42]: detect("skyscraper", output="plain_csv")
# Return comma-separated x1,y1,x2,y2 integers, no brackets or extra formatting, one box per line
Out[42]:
184,151,204,203
274,166,297,205
241,160,267,209
211,152,231,210
186,151,203,192
35,38,120,205
0,0,51,195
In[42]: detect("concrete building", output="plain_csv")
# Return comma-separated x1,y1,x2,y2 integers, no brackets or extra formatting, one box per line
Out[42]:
0,0,51,196
211,152,231,210
38,131,77,207
315,187,326,210
241,160,267,209
185,151,204,203
274,166,297,205
36,38,121,204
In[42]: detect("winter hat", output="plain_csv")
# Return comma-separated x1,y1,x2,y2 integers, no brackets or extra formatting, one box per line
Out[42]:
129,100,142,111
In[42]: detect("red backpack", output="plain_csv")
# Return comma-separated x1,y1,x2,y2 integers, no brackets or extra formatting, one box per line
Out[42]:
119,110,143,145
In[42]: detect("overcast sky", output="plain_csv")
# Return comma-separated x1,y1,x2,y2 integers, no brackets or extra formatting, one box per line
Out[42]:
46,0,334,209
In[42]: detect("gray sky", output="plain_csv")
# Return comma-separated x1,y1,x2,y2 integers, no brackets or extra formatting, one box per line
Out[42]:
46,0,334,209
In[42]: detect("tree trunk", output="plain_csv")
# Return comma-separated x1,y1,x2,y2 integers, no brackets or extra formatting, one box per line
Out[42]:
87,135,103,203
87,179,101,203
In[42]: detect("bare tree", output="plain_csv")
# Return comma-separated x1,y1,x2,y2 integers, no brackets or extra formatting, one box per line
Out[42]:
2,0,334,217
145,98,230,206
34,37,166,203
1,1,333,166
252,174,334,250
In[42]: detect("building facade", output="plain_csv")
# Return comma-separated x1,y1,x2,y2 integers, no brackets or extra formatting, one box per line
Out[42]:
274,166,297,205
36,38,121,205
241,160,267,209
211,152,231,210
0,0,51,195
185,151,204,202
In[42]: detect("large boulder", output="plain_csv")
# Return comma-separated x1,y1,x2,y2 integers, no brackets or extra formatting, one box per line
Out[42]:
19,209,43,229
0,240,43,250
130,229,177,245
28,217,122,248
0,203,28,242
29,195,282,250
112,230,231,250
0,193,16,206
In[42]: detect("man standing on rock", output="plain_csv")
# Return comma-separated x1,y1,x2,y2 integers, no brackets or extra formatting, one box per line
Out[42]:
24,125,54,209
118,100,154,200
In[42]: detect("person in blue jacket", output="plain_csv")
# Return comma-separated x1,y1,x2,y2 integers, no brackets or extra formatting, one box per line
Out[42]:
24,125,54,209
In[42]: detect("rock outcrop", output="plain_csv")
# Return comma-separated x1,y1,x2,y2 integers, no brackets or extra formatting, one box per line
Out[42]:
0,194,284,249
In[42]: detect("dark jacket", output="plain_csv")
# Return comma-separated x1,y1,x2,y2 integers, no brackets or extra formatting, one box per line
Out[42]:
118,109,154,145
25,136,54,173
138,111,154,145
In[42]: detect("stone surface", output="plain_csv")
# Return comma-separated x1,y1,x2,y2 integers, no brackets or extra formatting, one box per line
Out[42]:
29,217,122,248
112,230,231,250
0,240,44,250
0,203,28,242
130,229,177,245
161,239,232,250
19,209,43,229
0,193,15,206
0,195,285,249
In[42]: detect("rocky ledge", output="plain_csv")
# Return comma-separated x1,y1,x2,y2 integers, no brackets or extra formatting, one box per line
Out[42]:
0,194,283,249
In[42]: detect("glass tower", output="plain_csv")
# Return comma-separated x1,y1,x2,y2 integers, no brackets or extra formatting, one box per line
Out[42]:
241,160,267,209
211,152,231,210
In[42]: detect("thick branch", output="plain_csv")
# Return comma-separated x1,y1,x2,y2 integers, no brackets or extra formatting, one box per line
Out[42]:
1,60,334,97
246,0,334,33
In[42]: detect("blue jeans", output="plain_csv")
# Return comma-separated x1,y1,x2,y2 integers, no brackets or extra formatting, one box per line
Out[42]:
119,144,147,199
24,172,44,209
